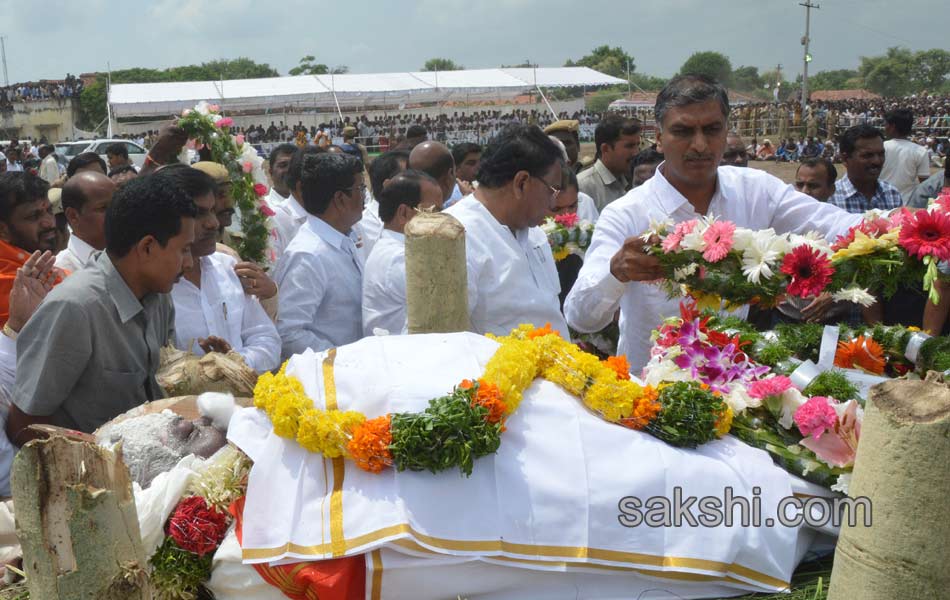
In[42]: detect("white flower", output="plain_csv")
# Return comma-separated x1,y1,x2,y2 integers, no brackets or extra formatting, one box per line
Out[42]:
832,286,876,307
642,356,690,387
831,473,852,495
731,227,756,253
673,263,698,281
680,229,705,252
565,242,581,256
789,232,832,256
541,220,557,235
211,114,223,124
640,218,674,242
195,100,211,116
741,229,783,284
778,387,808,429
725,386,759,415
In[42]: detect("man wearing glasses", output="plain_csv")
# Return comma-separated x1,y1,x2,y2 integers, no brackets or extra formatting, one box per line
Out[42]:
444,125,569,337
274,153,367,358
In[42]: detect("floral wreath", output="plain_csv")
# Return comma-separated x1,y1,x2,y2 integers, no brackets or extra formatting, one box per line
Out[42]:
542,212,595,262
178,101,277,267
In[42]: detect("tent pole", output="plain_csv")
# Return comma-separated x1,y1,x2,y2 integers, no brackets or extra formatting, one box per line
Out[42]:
536,85,557,120
331,72,344,122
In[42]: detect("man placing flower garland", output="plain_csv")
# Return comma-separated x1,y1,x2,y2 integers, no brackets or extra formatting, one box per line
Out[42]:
565,75,865,373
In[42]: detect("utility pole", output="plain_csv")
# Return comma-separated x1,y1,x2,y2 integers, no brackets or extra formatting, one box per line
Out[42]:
626,58,632,98
0,36,9,87
800,1,819,111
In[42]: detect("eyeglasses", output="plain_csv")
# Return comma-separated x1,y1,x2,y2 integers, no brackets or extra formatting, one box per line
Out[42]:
338,184,368,196
531,175,562,201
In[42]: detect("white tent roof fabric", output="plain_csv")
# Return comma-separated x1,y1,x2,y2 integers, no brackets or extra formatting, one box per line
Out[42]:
108,67,624,117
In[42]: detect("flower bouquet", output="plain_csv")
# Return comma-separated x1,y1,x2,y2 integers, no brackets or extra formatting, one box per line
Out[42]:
541,212,595,261
178,101,277,266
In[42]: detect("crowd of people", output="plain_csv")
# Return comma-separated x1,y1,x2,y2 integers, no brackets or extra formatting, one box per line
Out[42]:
0,75,947,507
0,74,84,109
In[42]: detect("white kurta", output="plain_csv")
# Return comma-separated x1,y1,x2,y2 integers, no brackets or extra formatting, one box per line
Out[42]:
171,252,281,373
54,235,97,274
445,195,569,337
274,215,364,359
577,191,600,223
271,194,308,258
355,195,383,260
361,229,407,336
564,164,864,373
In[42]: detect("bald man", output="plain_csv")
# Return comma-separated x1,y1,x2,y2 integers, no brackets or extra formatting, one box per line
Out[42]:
55,171,116,273
409,141,456,203
721,132,749,168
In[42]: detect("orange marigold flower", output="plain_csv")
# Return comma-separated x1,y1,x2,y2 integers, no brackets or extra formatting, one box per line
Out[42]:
603,356,631,380
471,379,508,425
347,414,393,473
527,322,560,339
834,336,885,375
458,379,475,390
618,387,661,430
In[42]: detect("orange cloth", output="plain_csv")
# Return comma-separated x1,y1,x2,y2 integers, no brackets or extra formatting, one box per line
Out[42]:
0,239,33,325
230,497,366,600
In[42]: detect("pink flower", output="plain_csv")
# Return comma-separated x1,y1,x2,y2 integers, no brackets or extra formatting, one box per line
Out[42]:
242,161,253,173
898,208,950,261
254,183,268,198
554,212,579,228
799,400,860,467
748,375,792,399
794,396,838,439
701,221,736,262
661,219,698,253
235,134,245,146
181,108,192,117
209,104,220,113
216,117,234,128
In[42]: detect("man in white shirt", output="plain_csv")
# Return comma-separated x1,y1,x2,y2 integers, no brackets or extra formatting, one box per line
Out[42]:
167,166,280,373
55,171,115,273
445,125,569,336
880,108,931,201
362,170,444,336
275,153,366,358
38,145,60,183
265,143,297,209
359,149,409,260
564,75,864,373
409,141,457,206
272,145,324,257
2,148,22,173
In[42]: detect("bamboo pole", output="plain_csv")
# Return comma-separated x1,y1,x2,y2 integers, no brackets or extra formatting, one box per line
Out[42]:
404,211,470,334
827,374,950,600
11,432,151,599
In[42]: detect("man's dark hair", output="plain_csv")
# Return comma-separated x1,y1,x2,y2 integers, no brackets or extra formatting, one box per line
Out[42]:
285,145,327,190
451,142,481,167
798,157,837,187
839,124,884,157
369,150,409,200
561,165,579,190
268,142,299,168
475,124,564,189
594,114,642,158
299,153,363,215
884,108,914,137
105,171,198,257
108,164,138,179
38,144,55,159
655,74,730,130
158,164,218,200
406,125,428,139
105,142,129,159
0,171,50,222
67,152,108,178
377,169,439,222
633,148,665,167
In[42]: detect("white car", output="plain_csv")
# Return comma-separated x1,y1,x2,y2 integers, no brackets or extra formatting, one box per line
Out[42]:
54,139,148,170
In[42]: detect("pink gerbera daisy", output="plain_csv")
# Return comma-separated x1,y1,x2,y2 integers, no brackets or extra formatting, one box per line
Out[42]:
701,220,736,262
898,209,950,262
748,375,793,399
661,219,698,253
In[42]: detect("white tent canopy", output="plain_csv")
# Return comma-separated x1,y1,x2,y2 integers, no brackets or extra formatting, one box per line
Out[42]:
108,67,624,118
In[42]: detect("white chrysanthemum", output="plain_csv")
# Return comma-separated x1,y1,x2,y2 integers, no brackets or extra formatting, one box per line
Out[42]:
741,229,783,283
778,387,808,429
789,232,832,256
832,286,876,307
540,219,557,235
731,227,756,253
831,473,852,495
673,263,699,281
725,386,759,415
642,356,690,387
195,100,211,116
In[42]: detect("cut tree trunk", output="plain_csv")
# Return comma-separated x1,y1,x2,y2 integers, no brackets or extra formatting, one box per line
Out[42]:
404,211,470,334
11,432,151,599
827,373,950,600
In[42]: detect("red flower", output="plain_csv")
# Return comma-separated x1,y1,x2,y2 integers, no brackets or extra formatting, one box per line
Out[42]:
780,245,834,298
166,496,229,556
553,212,579,228
253,183,268,198
216,117,234,128
898,209,950,262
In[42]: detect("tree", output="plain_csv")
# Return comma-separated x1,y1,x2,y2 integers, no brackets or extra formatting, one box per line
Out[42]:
422,58,463,72
911,49,950,92
587,89,624,113
761,69,793,101
289,55,328,75
803,69,860,91
731,66,762,91
565,45,634,78
679,51,732,86
859,47,914,96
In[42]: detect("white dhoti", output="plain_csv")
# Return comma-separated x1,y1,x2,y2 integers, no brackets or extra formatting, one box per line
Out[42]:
223,333,836,599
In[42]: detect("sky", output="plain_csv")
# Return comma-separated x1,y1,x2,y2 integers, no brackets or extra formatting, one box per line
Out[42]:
0,0,944,85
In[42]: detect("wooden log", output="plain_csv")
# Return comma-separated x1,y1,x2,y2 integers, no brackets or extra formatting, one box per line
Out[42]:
827,374,950,600
11,432,151,599
404,211,470,334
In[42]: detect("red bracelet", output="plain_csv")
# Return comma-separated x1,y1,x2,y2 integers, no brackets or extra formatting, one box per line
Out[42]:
144,153,165,167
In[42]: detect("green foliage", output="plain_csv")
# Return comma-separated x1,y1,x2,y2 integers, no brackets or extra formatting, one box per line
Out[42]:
919,336,950,373
629,72,669,91
774,322,824,363
586,89,624,113
803,370,860,402
565,45,634,78
805,69,861,91
679,51,733,86
731,66,762,91
422,58,463,72
647,382,727,448
389,386,502,476
858,46,950,96
288,56,348,76
149,537,213,600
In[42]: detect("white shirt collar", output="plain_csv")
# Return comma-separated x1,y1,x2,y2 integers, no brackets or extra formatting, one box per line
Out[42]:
305,214,350,250
378,228,405,243
286,194,308,221
651,162,735,216
66,234,98,266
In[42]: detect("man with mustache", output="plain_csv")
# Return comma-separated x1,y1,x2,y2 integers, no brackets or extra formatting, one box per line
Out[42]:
565,75,864,372
578,114,641,211
829,124,902,213
0,172,61,324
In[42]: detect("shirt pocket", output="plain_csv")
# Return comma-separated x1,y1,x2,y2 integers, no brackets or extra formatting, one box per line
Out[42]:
528,243,561,296
96,368,147,402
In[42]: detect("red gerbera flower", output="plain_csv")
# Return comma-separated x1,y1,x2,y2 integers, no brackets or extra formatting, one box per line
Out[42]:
780,245,835,298
898,209,950,262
